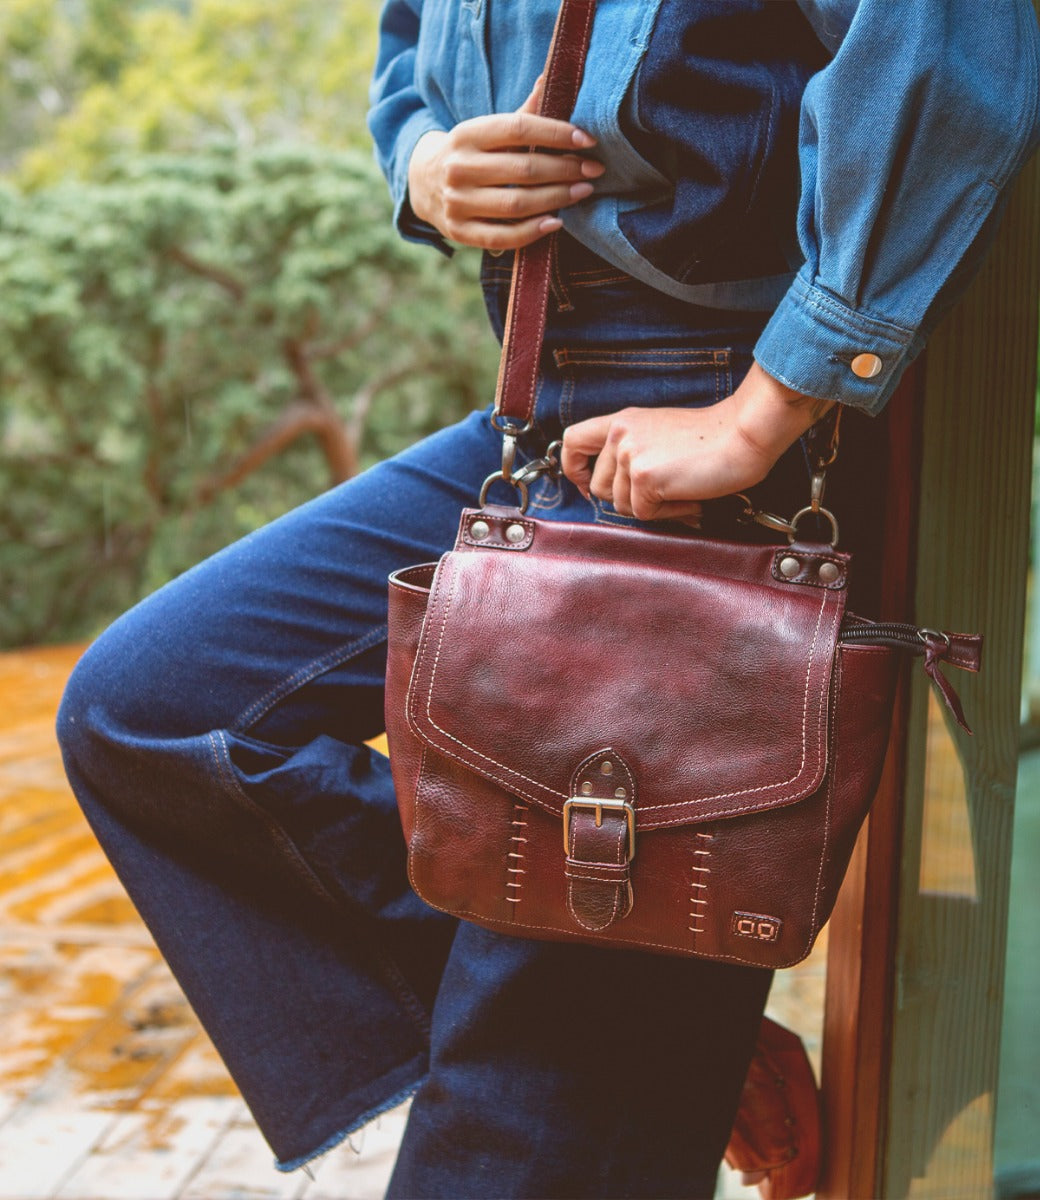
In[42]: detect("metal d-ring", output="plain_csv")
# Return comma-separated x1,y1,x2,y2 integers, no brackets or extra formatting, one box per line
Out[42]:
479,471,530,513
489,414,534,436
788,505,840,547
477,434,561,514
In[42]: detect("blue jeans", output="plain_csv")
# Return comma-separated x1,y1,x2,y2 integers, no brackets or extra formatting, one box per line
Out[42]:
58,236,778,1199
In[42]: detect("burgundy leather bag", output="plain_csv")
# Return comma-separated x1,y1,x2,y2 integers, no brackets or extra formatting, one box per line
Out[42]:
383,0,982,970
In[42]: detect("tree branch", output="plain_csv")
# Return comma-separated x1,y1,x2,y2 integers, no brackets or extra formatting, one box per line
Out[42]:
345,362,437,447
195,401,333,502
197,351,459,503
309,295,393,362
166,246,246,300
283,336,327,406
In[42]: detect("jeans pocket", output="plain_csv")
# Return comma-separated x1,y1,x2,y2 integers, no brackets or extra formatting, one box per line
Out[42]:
552,344,733,428
548,344,738,527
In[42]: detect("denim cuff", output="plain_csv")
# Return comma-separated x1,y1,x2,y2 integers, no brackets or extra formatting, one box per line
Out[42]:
390,109,453,256
753,271,919,416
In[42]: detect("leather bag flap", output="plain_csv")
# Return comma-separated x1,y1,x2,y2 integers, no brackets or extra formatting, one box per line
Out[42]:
406,512,848,830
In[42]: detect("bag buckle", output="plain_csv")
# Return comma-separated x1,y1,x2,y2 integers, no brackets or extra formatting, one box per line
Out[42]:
563,796,636,861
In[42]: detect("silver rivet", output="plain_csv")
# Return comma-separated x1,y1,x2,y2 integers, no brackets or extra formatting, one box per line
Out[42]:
505,523,526,544
851,352,883,379
580,780,593,796
614,787,627,799
818,561,841,584
600,760,613,775
470,520,490,540
779,556,801,579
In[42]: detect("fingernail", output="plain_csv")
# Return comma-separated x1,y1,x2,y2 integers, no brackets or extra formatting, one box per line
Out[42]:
571,129,596,148
539,217,563,232
580,159,606,178
569,182,594,201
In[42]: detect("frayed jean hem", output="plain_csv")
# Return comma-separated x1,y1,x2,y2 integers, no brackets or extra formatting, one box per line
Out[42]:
275,1077,423,1174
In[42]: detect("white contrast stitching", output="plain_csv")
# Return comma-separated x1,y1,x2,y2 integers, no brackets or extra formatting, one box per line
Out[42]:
808,658,839,936
567,811,627,931
506,800,529,914
415,561,839,821
689,831,712,946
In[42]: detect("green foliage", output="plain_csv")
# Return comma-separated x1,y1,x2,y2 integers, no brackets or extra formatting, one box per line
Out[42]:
0,0,67,169
12,0,379,187
0,1,495,651
0,146,497,647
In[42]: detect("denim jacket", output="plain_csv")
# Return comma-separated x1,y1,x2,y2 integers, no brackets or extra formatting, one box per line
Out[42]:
369,0,1040,413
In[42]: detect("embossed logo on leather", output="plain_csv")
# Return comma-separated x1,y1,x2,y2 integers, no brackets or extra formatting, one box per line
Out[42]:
732,912,781,943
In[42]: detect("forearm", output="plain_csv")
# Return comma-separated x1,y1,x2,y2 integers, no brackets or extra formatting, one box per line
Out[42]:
560,362,835,520
731,363,833,470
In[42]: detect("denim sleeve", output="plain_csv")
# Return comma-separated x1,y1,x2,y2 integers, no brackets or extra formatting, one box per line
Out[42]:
367,0,452,255
755,0,1040,414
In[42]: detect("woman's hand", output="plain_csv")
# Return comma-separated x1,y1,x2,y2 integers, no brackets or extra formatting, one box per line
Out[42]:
407,78,604,251
560,362,835,521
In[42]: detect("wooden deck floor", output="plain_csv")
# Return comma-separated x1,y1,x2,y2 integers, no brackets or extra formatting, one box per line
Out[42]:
0,645,823,1200
0,646,405,1200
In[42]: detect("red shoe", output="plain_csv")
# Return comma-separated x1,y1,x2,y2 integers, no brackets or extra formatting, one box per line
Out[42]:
724,1017,823,1200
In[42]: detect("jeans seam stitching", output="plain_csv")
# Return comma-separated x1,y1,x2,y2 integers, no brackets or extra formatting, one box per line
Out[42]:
208,727,436,1040
559,374,575,430
208,729,342,910
555,348,725,367
231,624,389,732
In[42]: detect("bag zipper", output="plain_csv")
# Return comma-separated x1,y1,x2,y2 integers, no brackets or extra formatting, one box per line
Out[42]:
838,618,930,651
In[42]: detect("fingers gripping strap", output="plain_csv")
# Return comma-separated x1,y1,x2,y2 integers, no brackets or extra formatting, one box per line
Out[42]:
492,0,597,427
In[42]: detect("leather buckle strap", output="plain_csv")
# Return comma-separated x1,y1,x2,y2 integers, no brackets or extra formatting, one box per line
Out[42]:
563,749,636,932
563,796,635,861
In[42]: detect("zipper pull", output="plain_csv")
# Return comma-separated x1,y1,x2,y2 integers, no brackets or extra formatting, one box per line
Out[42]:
839,618,983,734
918,629,982,735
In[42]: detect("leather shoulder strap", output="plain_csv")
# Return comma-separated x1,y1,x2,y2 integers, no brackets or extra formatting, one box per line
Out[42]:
492,0,596,430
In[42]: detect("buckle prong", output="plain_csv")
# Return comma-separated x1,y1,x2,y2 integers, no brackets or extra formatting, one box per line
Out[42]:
563,797,636,861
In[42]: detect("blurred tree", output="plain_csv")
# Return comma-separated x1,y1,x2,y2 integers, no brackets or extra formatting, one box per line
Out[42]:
0,145,497,647
13,0,379,187
0,0,69,169
0,0,160,172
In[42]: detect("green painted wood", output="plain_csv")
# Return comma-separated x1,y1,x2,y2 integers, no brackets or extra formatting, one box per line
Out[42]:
880,144,1040,1196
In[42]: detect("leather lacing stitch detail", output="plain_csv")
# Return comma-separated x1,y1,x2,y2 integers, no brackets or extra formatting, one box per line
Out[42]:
688,831,714,937
505,800,529,912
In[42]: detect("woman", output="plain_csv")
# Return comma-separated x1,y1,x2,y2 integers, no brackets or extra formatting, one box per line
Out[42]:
58,2,1039,1196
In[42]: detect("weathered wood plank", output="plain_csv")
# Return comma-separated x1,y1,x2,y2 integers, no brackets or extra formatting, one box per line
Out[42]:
818,371,921,1200
178,1110,306,1200
0,943,161,1107
881,123,1040,1196
0,1104,115,1200
54,1097,239,1200
817,50,1040,1194
0,645,398,1200
298,1103,410,1200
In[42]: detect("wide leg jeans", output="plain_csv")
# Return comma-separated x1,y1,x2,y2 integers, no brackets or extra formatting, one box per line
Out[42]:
57,238,779,1199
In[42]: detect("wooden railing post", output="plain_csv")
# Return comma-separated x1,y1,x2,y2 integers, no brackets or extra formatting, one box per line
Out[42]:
818,118,1040,1200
